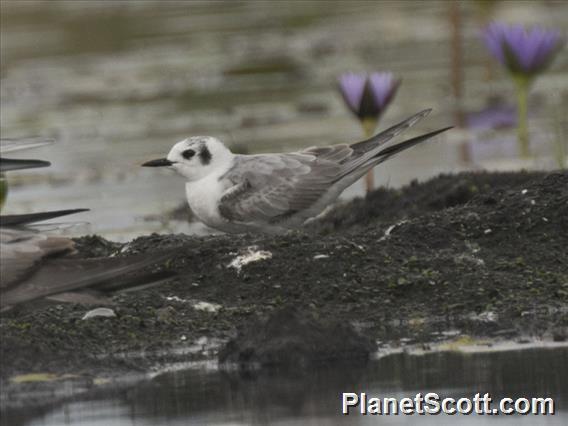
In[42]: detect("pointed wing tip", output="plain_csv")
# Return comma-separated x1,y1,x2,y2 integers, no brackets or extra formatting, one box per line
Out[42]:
408,108,433,125
414,125,454,140
413,109,433,120
374,124,453,158
0,158,51,172
433,125,454,135
0,208,90,227
70,208,91,214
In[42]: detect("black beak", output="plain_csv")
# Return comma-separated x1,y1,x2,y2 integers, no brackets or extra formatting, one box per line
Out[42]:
142,158,174,167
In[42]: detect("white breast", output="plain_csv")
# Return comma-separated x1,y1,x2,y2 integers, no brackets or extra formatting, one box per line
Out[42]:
185,173,227,229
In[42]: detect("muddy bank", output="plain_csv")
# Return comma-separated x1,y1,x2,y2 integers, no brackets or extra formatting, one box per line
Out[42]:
218,306,375,369
1,171,567,384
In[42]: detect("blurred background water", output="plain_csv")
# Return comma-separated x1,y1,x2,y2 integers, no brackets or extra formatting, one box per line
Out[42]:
1,0,567,240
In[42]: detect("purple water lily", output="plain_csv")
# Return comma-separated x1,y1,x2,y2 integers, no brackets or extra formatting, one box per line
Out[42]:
482,22,563,157
338,72,401,121
483,22,563,77
337,72,401,193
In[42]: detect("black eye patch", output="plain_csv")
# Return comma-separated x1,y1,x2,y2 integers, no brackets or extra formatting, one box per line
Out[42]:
182,149,195,160
199,146,212,165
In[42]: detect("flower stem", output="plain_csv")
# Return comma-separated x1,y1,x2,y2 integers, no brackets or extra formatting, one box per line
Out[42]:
513,75,531,158
552,107,566,169
361,118,378,192
0,175,7,211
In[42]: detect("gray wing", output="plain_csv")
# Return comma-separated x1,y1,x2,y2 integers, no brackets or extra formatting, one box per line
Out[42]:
1,250,176,308
1,227,177,308
0,137,54,154
217,109,446,226
0,209,90,286
0,228,75,290
218,148,351,224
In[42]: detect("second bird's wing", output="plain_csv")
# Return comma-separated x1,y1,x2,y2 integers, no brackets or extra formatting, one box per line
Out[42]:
0,209,90,227
0,158,51,172
1,246,177,308
0,228,75,290
0,137,54,154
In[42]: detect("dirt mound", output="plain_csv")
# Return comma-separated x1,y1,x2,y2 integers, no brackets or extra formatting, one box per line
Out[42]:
311,171,546,233
1,171,567,380
218,306,374,369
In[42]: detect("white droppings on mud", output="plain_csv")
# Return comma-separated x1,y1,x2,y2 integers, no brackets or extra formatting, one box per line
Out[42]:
455,241,485,266
440,329,462,337
163,296,221,313
192,301,222,313
465,241,481,253
469,311,498,323
455,253,485,267
340,239,365,252
165,295,187,303
228,245,272,273
119,243,132,254
82,307,116,320
379,220,408,242
313,254,330,260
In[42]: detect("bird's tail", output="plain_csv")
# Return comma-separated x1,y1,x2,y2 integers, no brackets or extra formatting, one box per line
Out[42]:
371,126,453,164
349,109,432,156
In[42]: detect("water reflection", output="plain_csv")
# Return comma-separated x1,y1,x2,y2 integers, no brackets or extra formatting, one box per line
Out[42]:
5,347,566,425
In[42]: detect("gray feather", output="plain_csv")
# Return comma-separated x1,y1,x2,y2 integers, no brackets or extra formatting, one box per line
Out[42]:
0,137,54,154
217,110,447,228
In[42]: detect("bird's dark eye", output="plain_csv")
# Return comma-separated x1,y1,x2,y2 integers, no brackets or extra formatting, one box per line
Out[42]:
182,149,195,160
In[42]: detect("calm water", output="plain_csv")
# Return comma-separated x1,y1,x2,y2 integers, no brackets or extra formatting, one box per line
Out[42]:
1,1,567,239
3,347,567,426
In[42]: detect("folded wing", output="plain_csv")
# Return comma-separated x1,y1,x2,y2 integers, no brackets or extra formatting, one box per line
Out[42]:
218,110,449,226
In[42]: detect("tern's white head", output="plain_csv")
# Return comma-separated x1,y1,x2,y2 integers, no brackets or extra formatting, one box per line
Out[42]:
143,136,233,181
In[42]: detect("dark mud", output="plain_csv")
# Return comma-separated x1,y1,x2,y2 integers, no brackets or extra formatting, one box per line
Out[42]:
218,306,375,368
1,171,567,383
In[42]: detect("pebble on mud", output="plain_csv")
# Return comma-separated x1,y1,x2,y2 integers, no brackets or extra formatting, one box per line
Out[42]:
81,308,116,320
